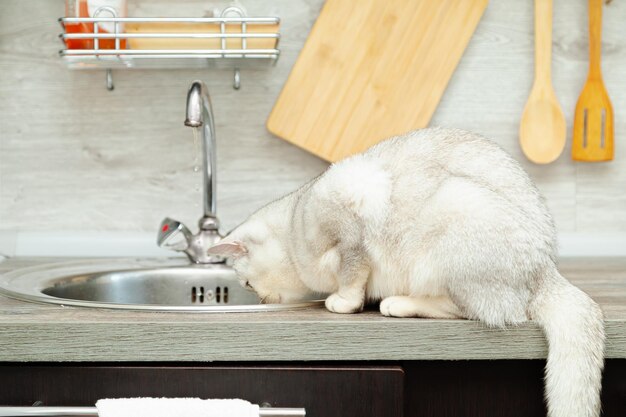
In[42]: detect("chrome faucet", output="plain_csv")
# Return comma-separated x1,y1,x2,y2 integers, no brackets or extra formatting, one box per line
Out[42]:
157,81,223,263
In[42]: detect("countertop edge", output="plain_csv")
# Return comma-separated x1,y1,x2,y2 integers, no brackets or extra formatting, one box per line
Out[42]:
1,319,625,361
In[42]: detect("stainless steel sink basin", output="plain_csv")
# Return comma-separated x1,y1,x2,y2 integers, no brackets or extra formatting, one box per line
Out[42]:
0,258,323,312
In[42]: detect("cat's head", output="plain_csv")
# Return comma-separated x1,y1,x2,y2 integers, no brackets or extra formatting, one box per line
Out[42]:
207,216,311,304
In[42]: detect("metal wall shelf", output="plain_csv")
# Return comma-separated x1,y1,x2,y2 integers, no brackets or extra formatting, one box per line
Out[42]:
58,6,281,90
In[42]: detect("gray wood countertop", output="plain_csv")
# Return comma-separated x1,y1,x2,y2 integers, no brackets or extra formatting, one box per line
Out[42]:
0,257,624,362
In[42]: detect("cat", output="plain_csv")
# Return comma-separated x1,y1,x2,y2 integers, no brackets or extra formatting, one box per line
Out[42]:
208,127,605,417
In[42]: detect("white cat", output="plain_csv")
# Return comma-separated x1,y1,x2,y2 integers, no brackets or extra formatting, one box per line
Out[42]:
209,127,605,417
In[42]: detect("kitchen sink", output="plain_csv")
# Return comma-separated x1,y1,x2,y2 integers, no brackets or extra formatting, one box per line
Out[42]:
0,258,323,312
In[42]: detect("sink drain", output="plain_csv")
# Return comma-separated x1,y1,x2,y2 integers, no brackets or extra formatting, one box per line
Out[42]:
191,286,229,304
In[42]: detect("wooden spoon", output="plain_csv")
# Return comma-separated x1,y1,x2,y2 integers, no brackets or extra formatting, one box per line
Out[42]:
572,0,614,162
520,0,566,164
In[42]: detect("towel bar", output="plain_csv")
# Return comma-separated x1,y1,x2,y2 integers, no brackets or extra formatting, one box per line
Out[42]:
0,406,305,417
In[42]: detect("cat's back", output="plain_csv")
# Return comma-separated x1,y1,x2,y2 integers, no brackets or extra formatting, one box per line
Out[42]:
318,127,550,228
357,127,553,240
366,128,521,182
363,128,543,206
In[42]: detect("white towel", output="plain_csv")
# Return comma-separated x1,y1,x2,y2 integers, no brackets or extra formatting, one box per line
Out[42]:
96,398,260,417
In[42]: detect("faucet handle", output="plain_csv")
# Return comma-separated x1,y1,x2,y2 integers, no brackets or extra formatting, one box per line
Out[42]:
157,217,193,251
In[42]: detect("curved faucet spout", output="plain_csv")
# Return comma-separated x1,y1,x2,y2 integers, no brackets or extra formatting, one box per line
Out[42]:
156,81,223,264
185,81,217,223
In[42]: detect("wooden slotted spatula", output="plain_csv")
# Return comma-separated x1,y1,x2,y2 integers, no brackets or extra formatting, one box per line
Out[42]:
520,0,566,164
572,0,614,161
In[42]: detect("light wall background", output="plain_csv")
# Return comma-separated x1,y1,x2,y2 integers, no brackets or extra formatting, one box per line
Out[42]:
1,0,625,257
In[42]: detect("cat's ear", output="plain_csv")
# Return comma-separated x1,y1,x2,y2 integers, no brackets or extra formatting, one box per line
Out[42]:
207,241,248,258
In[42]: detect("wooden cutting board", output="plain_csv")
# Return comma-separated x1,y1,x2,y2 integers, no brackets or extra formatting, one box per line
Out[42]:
267,0,489,162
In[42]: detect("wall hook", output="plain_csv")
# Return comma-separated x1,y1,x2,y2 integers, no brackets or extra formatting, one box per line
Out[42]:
233,68,241,90
106,69,114,91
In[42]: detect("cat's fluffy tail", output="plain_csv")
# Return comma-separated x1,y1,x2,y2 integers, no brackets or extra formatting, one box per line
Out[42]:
529,267,605,417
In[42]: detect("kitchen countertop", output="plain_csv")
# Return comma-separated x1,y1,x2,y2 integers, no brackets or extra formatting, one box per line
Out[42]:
0,257,624,362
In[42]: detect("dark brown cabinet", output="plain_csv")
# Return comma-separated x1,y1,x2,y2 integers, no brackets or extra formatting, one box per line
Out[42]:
0,365,404,417
402,359,626,417
1,360,625,417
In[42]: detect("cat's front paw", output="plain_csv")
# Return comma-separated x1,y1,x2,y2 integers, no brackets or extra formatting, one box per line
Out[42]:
325,293,363,314
380,296,417,318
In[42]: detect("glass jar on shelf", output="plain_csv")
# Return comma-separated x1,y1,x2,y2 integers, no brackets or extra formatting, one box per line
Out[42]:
64,0,127,50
